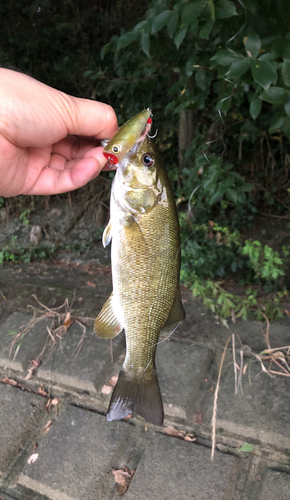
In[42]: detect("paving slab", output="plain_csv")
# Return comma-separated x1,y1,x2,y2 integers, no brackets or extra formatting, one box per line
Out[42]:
17,404,139,500
0,312,50,373
156,340,213,422
178,287,290,353
200,360,290,454
0,493,17,500
0,384,45,481
125,432,244,500
260,469,290,500
37,323,125,396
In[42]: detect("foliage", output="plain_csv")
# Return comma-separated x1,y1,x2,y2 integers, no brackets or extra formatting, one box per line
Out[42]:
242,240,285,282
179,215,288,321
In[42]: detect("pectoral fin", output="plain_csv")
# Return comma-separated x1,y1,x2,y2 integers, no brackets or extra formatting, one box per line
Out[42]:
94,293,123,339
164,286,185,327
102,221,112,248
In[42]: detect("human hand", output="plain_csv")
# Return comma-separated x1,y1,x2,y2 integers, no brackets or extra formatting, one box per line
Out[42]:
0,69,118,197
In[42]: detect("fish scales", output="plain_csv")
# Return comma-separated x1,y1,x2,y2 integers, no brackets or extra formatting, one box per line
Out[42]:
94,122,185,426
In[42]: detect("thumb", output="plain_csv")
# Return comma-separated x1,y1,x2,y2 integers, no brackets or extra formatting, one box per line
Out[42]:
62,93,119,141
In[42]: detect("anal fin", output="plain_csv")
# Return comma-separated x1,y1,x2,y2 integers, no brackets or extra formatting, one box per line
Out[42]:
94,293,123,339
164,286,185,327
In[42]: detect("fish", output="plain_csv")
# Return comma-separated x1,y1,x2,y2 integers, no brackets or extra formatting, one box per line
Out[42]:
94,119,185,426
103,108,152,165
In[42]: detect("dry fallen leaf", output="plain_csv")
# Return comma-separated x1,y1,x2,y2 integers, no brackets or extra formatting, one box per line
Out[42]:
43,420,52,434
27,453,39,464
216,443,229,453
38,386,49,397
162,426,184,438
1,377,19,387
112,467,135,495
64,312,72,328
109,375,118,386
25,359,42,381
101,384,113,395
184,434,196,442
86,281,96,288
193,409,204,425
45,398,53,413
123,413,132,420
162,425,196,442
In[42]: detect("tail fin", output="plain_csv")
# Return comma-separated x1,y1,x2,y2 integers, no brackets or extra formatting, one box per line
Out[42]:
106,368,164,426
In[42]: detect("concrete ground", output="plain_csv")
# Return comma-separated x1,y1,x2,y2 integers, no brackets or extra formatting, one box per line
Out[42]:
0,257,289,500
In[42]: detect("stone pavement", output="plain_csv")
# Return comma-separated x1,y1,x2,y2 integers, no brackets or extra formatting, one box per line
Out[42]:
0,261,290,500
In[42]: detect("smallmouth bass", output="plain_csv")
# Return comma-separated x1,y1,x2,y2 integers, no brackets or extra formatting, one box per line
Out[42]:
94,119,185,426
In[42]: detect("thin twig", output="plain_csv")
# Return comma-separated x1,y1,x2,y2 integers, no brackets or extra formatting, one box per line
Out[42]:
211,335,232,461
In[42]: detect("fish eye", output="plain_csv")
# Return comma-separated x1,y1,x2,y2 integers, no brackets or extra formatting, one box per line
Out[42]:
141,153,155,167
112,145,120,153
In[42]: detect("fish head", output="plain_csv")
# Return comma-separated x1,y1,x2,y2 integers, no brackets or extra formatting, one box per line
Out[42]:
113,137,165,215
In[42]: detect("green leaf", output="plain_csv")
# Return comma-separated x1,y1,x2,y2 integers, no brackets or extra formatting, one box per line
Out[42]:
283,43,290,62
100,42,111,60
199,18,215,39
285,98,290,117
244,32,261,58
211,50,242,66
226,58,251,79
186,54,197,77
151,10,172,34
117,31,139,50
260,87,289,104
241,0,257,14
241,182,253,192
239,443,254,453
282,61,290,88
282,116,290,139
181,2,206,26
188,19,199,34
250,96,262,119
174,26,188,49
209,187,224,205
134,20,147,31
167,9,179,38
251,60,277,90
215,0,238,18
141,30,150,57
226,188,238,203
83,70,93,78
195,69,207,90
269,114,284,132
241,182,254,192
